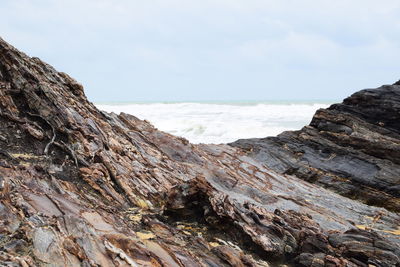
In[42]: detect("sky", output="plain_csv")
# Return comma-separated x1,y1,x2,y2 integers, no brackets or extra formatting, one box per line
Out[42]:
1,0,400,102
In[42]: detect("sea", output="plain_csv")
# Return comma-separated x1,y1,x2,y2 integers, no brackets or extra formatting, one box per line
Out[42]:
96,101,334,144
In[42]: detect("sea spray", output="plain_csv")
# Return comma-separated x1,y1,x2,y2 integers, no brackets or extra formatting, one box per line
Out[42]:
96,102,331,144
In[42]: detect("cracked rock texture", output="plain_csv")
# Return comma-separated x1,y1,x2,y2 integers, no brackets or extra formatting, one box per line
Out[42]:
0,37,399,267
231,83,400,213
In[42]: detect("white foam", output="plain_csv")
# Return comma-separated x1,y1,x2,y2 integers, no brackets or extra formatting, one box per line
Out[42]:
96,102,330,144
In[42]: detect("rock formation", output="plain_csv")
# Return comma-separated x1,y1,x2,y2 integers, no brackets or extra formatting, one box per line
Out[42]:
231,84,400,213
0,37,399,266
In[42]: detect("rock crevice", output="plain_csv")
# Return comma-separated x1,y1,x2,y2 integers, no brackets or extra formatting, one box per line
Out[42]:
0,37,399,267
231,85,400,212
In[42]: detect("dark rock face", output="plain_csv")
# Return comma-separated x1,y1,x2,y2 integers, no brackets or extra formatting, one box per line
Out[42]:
231,85,400,212
0,37,399,266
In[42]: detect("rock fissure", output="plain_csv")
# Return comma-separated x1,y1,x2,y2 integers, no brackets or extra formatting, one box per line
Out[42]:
0,37,399,266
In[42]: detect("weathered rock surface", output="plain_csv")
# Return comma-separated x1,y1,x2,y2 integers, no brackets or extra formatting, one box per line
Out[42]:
0,37,399,267
231,84,400,213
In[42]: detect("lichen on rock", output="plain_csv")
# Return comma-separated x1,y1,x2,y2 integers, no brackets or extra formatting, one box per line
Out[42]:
0,37,399,266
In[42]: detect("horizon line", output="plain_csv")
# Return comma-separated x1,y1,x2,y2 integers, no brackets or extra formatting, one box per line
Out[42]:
94,99,340,105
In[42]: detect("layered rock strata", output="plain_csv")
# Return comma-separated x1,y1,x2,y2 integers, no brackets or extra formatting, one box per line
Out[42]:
231,84,400,213
0,38,399,267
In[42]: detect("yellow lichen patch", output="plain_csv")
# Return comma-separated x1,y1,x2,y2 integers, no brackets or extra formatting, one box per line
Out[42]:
356,224,400,236
208,242,220,248
176,222,204,232
355,225,368,230
19,162,31,167
182,231,192,236
382,227,400,235
365,216,375,221
11,153,41,160
129,214,142,223
135,198,153,210
136,231,156,240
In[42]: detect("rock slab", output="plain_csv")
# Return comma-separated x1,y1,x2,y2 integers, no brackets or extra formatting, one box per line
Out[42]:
0,37,399,266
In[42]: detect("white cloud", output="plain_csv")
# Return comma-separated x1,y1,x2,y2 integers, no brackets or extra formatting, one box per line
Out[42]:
1,0,400,101
237,33,341,66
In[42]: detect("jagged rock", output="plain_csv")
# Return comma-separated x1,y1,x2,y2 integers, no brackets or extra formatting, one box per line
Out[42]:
231,85,400,212
0,37,399,266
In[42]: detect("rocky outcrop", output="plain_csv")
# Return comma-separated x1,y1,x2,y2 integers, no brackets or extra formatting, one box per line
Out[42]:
231,84,400,213
0,37,399,267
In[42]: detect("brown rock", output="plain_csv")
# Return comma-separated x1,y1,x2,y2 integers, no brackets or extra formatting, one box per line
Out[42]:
0,36,399,266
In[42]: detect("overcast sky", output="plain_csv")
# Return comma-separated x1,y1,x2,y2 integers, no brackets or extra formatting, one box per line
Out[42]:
1,0,400,102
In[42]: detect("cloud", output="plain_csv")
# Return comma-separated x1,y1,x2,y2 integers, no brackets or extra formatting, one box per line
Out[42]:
236,33,340,67
1,0,400,101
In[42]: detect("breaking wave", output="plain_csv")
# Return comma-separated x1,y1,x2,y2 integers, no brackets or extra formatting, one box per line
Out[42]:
96,102,331,144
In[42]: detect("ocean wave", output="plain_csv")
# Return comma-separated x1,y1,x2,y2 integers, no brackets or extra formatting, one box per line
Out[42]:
96,102,331,144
